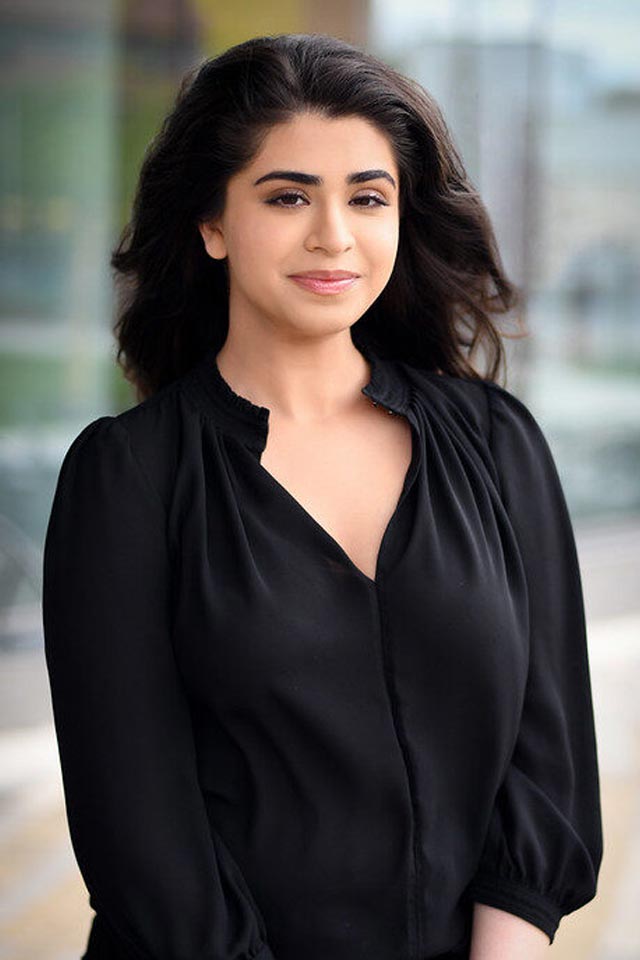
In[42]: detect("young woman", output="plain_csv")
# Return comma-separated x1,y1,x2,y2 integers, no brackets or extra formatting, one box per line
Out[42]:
42,33,603,960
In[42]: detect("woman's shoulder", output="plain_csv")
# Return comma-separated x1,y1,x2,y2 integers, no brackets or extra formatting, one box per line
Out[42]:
400,361,492,440
58,374,196,510
401,361,547,448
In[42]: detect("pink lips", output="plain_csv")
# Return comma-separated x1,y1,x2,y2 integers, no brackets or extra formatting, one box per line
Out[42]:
289,272,360,295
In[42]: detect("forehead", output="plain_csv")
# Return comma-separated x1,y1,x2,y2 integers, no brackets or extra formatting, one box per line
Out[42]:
248,112,398,173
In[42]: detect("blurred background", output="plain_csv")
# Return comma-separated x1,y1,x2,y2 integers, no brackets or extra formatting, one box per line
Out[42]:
0,1,638,957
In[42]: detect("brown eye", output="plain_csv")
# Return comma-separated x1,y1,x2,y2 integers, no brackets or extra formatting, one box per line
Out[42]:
265,192,307,207
352,193,389,207
264,191,389,208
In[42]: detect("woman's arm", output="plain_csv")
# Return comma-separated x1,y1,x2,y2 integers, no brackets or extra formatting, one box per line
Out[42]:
43,415,275,960
463,381,602,945
470,903,550,959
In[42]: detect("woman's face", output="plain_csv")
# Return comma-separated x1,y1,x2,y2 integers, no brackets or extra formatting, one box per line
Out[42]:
198,111,400,341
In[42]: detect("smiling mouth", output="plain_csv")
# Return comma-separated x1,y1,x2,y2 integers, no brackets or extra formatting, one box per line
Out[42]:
288,275,360,295
290,271,360,280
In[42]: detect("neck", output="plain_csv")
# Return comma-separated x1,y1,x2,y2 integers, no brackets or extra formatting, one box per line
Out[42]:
215,325,372,425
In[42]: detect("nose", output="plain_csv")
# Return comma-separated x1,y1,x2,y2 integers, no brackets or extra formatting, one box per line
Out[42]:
304,199,354,254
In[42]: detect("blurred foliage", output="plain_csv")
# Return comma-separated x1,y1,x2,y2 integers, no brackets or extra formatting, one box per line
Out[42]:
0,354,136,427
0,355,69,428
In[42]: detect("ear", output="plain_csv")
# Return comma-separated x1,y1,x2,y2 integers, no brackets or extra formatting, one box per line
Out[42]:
198,219,227,260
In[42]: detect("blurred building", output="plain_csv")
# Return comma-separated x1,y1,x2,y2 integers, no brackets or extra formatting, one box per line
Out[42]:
388,33,640,519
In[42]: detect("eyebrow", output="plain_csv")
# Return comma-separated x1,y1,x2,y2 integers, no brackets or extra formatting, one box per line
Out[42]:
253,169,397,190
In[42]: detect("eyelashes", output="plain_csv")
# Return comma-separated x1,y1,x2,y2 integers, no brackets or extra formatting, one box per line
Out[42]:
265,191,389,208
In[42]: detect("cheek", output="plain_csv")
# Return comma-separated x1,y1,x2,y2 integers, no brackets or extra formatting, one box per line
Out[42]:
364,221,399,274
226,220,280,279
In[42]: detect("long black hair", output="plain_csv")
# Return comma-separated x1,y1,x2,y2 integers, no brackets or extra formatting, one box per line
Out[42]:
111,32,524,400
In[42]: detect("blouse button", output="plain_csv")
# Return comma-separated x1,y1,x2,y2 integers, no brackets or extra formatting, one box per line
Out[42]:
369,398,397,416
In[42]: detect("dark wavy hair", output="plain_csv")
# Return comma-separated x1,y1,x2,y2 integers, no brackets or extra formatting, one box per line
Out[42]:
111,32,525,400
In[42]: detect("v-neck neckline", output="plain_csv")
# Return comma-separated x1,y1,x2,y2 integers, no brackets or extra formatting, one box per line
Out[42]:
182,331,422,586
253,417,421,587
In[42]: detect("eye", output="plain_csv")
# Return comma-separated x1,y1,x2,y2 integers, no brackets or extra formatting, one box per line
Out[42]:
351,193,389,207
264,191,390,208
264,191,307,207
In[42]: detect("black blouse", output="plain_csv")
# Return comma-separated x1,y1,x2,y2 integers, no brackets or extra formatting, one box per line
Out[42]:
42,333,603,960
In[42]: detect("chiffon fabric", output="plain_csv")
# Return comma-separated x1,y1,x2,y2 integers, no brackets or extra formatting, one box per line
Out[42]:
42,331,602,960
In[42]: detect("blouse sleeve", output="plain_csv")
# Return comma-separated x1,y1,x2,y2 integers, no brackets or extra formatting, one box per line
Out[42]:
42,415,275,960
465,383,603,944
